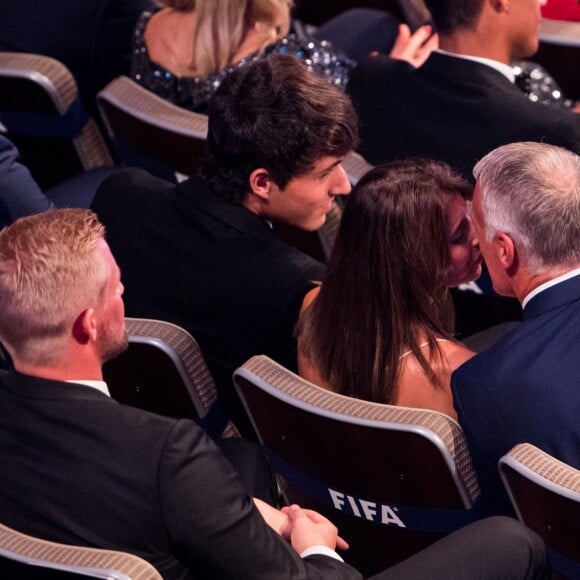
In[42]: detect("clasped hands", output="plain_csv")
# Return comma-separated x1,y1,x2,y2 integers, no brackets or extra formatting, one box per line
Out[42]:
253,498,349,555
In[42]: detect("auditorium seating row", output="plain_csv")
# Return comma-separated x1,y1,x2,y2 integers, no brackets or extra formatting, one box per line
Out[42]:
3,17,579,187
0,51,371,262
1,15,579,576
2,316,578,578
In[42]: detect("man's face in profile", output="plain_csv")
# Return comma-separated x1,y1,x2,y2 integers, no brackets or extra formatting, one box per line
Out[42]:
94,240,128,363
264,157,352,231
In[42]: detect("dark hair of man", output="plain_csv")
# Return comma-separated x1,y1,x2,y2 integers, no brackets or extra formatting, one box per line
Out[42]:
201,54,359,203
298,159,471,404
423,0,485,34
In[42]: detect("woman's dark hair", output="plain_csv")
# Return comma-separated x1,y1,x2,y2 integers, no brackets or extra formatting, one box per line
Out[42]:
202,54,358,203
298,158,471,404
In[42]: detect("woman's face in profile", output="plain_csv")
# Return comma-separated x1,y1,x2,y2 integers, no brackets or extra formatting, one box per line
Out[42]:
272,0,292,38
445,192,482,287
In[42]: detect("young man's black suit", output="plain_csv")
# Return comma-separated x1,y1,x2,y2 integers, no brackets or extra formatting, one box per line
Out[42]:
92,169,324,434
347,51,580,181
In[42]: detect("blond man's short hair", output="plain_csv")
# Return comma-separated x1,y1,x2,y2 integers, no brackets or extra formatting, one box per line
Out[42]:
0,209,107,366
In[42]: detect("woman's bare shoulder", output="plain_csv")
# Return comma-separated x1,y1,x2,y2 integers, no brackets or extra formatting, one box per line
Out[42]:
300,285,321,315
439,339,476,372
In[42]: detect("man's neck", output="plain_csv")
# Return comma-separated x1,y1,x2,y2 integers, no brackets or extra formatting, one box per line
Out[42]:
13,358,103,383
438,31,511,65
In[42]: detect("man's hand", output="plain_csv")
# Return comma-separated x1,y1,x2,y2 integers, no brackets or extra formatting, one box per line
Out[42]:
281,504,349,554
253,498,291,538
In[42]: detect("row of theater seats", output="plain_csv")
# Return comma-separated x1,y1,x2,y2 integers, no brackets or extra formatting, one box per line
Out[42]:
2,15,580,190
0,51,375,262
1,315,578,578
1,21,579,576
0,52,207,189
1,12,579,256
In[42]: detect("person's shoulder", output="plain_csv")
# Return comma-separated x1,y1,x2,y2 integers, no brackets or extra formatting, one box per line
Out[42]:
544,106,580,150
99,167,175,192
277,243,325,282
92,168,176,212
493,83,580,139
524,97,580,125
300,285,321,315
439,339,476,373
91,395,200,447
450,332,512,391
347,54,413,99
451,342,492,375
353,53,410,76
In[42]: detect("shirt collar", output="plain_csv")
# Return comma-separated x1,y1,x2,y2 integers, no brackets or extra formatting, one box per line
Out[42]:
66,379,110,397
522,267,580,309
436,49,515,83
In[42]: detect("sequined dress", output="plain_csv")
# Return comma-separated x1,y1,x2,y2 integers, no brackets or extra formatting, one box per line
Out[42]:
131,10,356,114
513,60,575,109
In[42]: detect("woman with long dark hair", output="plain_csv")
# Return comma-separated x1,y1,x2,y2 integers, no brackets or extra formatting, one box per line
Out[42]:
296,159,482,418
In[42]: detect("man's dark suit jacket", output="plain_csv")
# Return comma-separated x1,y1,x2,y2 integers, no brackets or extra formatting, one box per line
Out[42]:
451,274,580,517
92,169,325,434
347,51,580,180
0,0,151,110
0,372,360,579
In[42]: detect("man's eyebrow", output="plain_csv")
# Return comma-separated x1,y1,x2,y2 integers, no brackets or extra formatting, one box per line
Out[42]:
316,159,342,176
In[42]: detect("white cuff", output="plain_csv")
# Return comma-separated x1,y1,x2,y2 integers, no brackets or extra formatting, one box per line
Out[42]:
300,545,344,562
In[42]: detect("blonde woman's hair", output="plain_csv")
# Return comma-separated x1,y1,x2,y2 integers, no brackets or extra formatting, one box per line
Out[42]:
159,0,291,76
0,209,108,366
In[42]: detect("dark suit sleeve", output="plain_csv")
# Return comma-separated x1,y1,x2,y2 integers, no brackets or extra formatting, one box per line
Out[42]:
0,134,54,228
158,420,362,579
451,362,514,517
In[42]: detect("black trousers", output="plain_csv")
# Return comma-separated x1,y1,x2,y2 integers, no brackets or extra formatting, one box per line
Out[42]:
218,439,549,580
369,516,550,580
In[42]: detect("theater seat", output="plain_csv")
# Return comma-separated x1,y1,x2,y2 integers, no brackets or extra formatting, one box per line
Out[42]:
103,317,238,439
234,355,480,577
0,52,112,189
0,521,161,579
499,443,580,579
97,76,208,182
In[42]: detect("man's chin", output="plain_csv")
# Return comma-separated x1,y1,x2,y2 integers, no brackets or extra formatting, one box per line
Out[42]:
305,214,328,232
